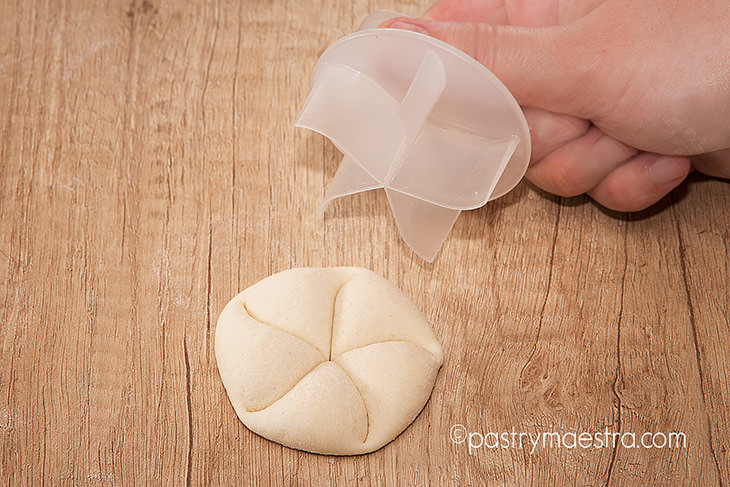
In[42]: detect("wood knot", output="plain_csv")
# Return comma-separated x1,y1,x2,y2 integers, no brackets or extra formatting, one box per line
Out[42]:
127,0,158,19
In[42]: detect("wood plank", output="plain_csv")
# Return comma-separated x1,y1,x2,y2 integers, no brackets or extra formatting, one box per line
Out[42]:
0,1,728,485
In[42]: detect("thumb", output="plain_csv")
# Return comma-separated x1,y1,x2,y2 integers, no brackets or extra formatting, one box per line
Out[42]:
381,17,602,119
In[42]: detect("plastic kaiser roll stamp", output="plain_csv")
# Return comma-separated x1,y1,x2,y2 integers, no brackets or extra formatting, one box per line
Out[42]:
296,11,531,261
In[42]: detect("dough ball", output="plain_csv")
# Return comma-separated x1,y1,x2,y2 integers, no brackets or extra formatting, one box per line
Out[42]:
215,267,443,455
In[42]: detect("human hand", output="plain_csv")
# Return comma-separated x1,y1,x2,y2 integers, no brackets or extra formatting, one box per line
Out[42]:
381,0,730,211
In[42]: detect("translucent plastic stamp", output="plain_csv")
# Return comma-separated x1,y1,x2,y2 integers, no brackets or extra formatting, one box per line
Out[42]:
296,11,531,261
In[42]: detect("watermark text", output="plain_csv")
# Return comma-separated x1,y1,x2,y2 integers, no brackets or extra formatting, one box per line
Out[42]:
449,424,687,455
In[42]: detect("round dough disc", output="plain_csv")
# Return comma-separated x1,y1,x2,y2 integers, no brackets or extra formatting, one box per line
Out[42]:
215,267,444,455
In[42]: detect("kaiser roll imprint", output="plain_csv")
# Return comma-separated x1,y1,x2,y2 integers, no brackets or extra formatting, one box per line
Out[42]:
214,267,444,455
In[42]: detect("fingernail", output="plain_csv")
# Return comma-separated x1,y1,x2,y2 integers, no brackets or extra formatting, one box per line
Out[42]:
647,157,689,186
389,20,430,35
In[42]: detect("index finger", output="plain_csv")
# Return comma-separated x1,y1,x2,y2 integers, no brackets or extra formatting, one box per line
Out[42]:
425,0,607,26
425,0,511,24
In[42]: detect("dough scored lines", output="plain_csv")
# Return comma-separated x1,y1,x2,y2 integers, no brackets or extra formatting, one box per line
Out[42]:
242,302,327,362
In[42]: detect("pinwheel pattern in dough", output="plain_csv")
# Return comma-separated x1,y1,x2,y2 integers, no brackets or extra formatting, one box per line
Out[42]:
215,267,444,455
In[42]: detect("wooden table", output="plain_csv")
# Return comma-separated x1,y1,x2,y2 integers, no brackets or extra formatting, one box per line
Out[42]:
2,1,728,485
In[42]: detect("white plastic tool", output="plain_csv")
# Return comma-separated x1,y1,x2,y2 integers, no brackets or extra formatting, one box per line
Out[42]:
296,11,531,261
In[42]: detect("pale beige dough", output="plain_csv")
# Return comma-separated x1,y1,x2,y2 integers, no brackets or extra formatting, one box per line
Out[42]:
215,267,443,455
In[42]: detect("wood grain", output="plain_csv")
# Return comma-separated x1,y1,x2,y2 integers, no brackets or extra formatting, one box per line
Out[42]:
1,1,728,485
